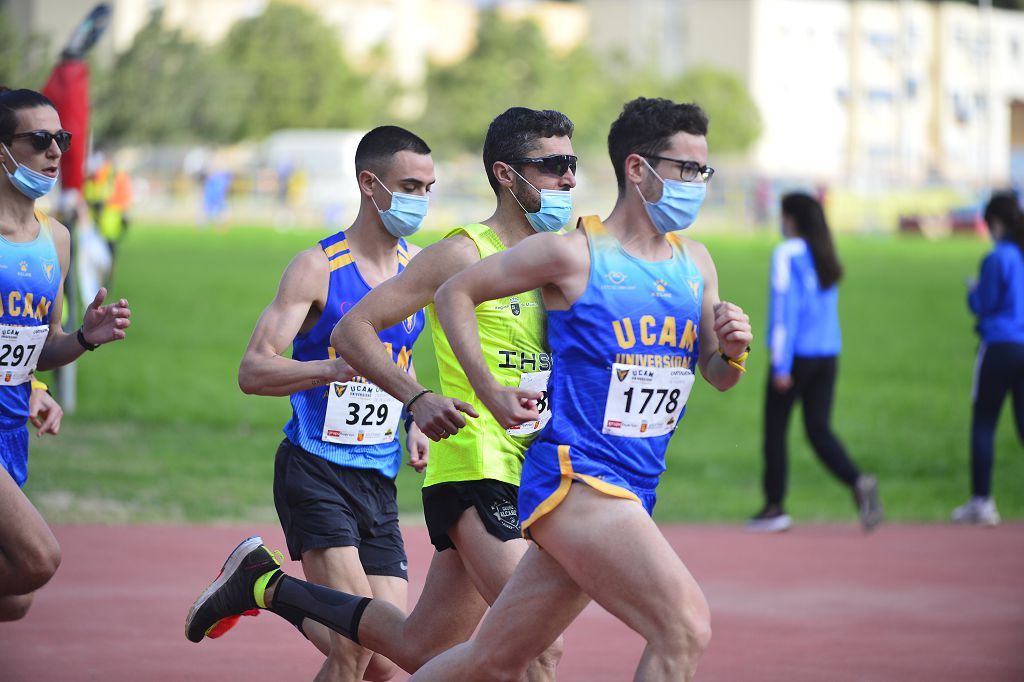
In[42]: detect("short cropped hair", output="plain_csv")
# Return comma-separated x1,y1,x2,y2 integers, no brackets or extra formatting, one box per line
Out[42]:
607,97,709,192
482,107,574,195
0,88,56,142
355,125,431,175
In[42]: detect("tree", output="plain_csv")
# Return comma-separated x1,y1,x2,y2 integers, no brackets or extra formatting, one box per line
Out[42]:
0,10,54,91
416,10,761,159
218,1,380,139
667,67,762,155
93,10,247,145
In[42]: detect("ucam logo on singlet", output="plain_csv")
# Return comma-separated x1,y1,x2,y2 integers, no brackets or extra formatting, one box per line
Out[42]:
40,259,56,283
612,315,697,351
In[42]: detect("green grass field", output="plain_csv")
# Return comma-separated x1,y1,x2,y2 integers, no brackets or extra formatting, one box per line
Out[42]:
23,225,1023,525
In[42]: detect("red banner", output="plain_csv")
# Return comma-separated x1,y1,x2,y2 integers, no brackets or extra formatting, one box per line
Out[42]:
42,60,89,191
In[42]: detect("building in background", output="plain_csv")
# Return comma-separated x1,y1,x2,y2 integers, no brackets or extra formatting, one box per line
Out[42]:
583,0,1024,189
6,0,1021,192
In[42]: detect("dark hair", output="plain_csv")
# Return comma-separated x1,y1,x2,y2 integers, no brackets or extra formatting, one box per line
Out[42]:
0,88,56,142
983,191,1024,252
607,97,709,192
354,125,431,175
482,107,574,195
781,192,843,290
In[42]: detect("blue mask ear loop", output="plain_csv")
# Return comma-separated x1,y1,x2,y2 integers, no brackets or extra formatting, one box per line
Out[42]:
1,143,20,176
368,173,393,214
504,165,541,216
634,156,665,206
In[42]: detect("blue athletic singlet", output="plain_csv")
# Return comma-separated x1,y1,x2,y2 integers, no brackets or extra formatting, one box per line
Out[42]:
0,210,61,487
519,216,703,531
283,231,424,479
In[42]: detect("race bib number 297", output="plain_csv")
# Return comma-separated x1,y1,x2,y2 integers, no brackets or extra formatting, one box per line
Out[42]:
602,364,695,439
0,324,49,386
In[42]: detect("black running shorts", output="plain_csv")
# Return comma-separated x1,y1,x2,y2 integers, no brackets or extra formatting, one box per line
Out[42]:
421,479,521,552
273,438,407,579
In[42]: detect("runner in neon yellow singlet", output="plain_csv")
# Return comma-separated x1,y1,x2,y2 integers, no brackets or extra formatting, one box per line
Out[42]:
422,222,548,489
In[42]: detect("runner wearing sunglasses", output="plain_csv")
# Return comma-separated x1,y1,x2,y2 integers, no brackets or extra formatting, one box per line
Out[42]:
187,107,577,680
0,87,131,623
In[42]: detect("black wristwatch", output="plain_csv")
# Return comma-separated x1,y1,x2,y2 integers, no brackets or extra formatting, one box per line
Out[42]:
77,327,99,351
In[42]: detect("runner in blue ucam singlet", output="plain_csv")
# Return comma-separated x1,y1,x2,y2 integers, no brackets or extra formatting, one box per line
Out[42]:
284,230,424,479
0,210,60,487
519,215,703,532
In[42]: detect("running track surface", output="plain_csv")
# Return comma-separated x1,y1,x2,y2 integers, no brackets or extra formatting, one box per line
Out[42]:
2,523,1023,681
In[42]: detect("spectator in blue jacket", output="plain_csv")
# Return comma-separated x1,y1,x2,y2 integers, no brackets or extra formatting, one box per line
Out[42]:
953,191,1024,526
748,192,882,533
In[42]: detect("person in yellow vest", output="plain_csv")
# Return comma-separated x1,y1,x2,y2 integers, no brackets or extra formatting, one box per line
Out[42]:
82,155,112,226
97,166,131,282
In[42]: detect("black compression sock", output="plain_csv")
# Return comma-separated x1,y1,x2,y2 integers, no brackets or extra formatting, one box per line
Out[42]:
270,575,371,644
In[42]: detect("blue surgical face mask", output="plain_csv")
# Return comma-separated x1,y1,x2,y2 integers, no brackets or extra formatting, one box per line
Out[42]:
635,157,706,233
371,175,429,238
2,143,58,200
508,168,572,233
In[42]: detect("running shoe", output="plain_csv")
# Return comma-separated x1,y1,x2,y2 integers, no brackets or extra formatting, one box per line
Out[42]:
854,475,883,532
952,497,1001,526
745,505,792,533
185,536,283,643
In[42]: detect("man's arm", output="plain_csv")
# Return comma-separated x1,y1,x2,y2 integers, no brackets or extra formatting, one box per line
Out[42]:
433,231,583,429
37,220,131,371
690,240,753,392
238,248,353,396
332,237,481,441
404,363,428,473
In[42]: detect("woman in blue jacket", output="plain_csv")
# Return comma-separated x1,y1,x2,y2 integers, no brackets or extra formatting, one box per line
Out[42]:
954,192,1024,525
748,192,882,532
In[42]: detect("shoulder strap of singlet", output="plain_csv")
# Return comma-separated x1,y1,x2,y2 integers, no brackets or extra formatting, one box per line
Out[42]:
320,230,353,271
443,223,504,259
33,208,53,239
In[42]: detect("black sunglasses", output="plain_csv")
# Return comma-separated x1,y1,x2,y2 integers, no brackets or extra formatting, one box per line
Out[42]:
506,154,577,177
643,154,714,183
10,130,72,152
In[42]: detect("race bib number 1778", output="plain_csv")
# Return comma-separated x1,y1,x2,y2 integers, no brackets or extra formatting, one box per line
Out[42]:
602,363,695,439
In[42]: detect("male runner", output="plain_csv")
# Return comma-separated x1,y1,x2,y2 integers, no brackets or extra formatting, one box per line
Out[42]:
0,87,131,622
416,96,753,680
186,108,575,679
220,126,434,682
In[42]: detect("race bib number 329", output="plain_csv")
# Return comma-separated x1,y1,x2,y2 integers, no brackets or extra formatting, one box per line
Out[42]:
602,364,695,438
323,381,403,445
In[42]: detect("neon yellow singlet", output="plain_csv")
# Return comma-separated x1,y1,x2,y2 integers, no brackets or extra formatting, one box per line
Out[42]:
424,224,549,487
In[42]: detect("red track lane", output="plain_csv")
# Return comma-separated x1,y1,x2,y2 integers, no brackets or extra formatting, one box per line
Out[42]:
1,523,1022,681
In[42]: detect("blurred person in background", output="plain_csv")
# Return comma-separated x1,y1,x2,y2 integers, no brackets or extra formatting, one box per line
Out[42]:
200,167,232,231
0,87,131,622
747,192,882,533
953,191,1024,526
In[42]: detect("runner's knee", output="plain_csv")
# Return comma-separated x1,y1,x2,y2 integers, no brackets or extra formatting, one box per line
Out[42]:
463,646,531,682
14,536,61,592
535,634,564,671
363,655,399,682
0,592,34,621
650,588,712,659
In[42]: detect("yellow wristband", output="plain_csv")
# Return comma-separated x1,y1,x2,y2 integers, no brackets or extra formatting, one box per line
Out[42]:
31,380,48,392
718,347,749,373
